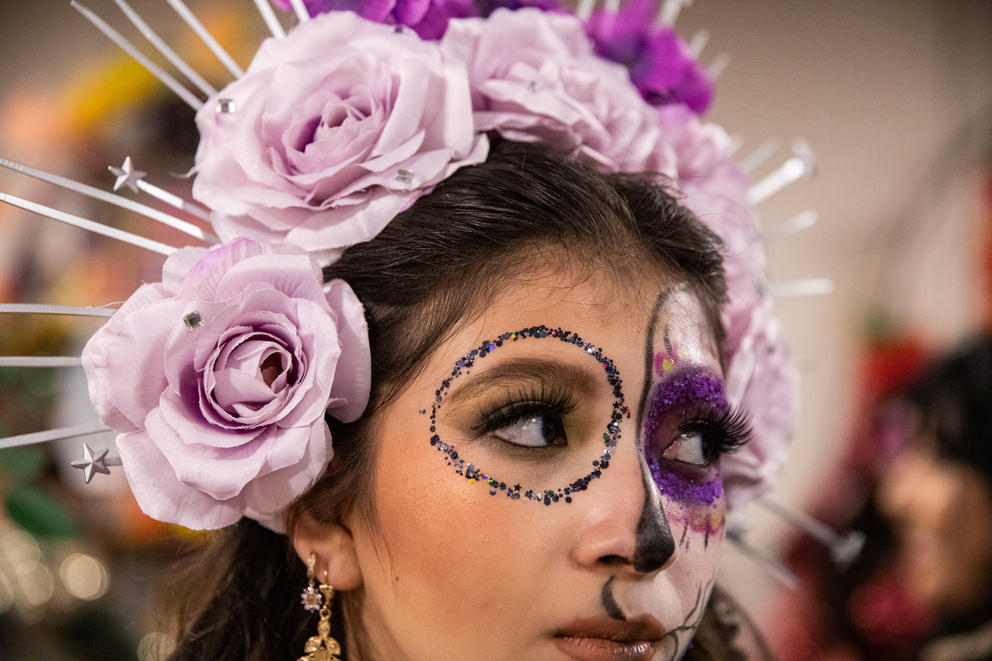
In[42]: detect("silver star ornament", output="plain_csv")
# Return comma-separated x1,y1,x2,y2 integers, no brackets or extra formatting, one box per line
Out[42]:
108,156,147,193
71,443,112,483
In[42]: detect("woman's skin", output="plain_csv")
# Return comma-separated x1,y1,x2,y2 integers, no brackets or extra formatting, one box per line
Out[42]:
294,260,734,661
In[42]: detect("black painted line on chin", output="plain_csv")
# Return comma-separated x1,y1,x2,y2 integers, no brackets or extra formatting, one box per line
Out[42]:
602,577,626,621
635,288,673,445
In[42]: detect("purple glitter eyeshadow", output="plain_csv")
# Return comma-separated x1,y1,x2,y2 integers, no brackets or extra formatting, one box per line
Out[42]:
643,367,727,506
648,465,724,505
428,325,627,506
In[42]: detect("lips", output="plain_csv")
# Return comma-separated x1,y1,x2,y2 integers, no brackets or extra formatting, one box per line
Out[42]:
554,616,665,661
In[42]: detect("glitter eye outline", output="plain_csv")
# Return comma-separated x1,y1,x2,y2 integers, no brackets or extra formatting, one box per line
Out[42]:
426,325,628,506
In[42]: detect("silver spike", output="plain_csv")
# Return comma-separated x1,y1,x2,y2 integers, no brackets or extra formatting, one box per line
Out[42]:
658,0,690,26
0,304,116,317
726,528,799,591
0,192,176,255
762,209,818,243
575,0,596,20
747,139,815,205
0,423,111,451
769,278,834,298
0,157,214,243
757,497,866,567
165,0,245,78
71,1,203,111
288,0,311,22
109,157,213,223
253,0,287,39
706,52,730,81
738,137,782,175
688,29,709,58
0,357,83,368
112,0,218,97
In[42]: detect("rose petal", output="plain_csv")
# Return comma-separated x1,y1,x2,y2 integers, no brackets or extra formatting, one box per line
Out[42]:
81,287,184,431
323,279,371,422
147,406,310,500
242,420,330,517
117,429,243,530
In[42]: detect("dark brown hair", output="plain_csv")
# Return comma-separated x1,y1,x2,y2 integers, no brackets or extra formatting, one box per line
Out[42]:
165,138,734,660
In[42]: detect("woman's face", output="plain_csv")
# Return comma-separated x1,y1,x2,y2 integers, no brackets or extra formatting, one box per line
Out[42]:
340,263,739,661
877,441,992,619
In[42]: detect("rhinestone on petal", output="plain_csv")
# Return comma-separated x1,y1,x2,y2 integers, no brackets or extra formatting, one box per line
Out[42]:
183,311,204,330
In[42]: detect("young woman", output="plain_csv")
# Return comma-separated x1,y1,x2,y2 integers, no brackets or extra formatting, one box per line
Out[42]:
159,139,763,660
2,3,794,660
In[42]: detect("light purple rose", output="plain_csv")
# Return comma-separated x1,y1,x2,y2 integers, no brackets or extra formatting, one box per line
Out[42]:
192,11,488,263
81,238,371,530
441,9,670,173
654,104,796,508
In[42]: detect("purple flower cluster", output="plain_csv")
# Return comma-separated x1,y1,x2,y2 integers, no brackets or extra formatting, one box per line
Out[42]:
584,0,712,113
271,0,479,38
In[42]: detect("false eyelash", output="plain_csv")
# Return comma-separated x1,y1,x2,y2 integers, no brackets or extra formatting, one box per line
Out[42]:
472,382,578,436
681,404,753,463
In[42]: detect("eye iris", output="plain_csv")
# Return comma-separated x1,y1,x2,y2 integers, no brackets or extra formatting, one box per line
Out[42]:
542,416,563,446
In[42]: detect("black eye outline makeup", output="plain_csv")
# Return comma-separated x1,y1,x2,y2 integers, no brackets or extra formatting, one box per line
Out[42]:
427,325,627,506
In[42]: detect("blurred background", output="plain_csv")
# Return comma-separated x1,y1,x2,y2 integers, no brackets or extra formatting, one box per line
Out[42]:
0,1,990,659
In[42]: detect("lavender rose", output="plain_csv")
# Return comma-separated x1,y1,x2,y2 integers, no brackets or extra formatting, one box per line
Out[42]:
81,238,371,530
441,9,670,173
192,11,487,262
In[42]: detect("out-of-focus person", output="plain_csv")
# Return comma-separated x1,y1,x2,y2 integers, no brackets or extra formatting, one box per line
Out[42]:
876,334,992,661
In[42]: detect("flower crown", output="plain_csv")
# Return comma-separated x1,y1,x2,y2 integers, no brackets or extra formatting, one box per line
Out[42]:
0,0,805,532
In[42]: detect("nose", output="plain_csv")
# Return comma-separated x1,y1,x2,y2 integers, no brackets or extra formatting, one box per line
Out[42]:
571,447,676,575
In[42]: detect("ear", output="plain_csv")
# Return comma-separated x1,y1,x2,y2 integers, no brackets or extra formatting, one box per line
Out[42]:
291,512,364,591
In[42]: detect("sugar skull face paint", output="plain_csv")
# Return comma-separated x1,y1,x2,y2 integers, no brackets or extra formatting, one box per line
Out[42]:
320,266,740,660
636,288,750,542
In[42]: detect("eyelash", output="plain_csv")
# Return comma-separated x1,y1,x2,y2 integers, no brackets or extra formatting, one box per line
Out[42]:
674,404,752,465
472,383,577,443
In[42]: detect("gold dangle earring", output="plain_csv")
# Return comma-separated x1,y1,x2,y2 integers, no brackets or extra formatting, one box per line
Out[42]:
298,553,342,661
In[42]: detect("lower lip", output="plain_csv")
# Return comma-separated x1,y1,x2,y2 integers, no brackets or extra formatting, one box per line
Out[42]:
554,635,658,661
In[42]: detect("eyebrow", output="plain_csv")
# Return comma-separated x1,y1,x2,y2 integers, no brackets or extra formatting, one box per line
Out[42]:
443,357,601,408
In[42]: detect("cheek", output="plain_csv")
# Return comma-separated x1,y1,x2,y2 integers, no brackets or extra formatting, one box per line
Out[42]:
359,423,562,651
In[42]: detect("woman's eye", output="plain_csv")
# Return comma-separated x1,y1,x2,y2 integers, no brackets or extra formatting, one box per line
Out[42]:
491,415,566,448
662,431,706,465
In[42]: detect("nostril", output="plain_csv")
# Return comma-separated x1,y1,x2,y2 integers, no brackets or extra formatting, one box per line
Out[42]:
598,554,630,567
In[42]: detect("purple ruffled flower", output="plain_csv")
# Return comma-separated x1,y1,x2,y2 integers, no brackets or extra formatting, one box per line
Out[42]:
585,0,712,113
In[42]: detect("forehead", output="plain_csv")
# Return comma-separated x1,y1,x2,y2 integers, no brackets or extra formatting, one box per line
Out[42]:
422,262,721,378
